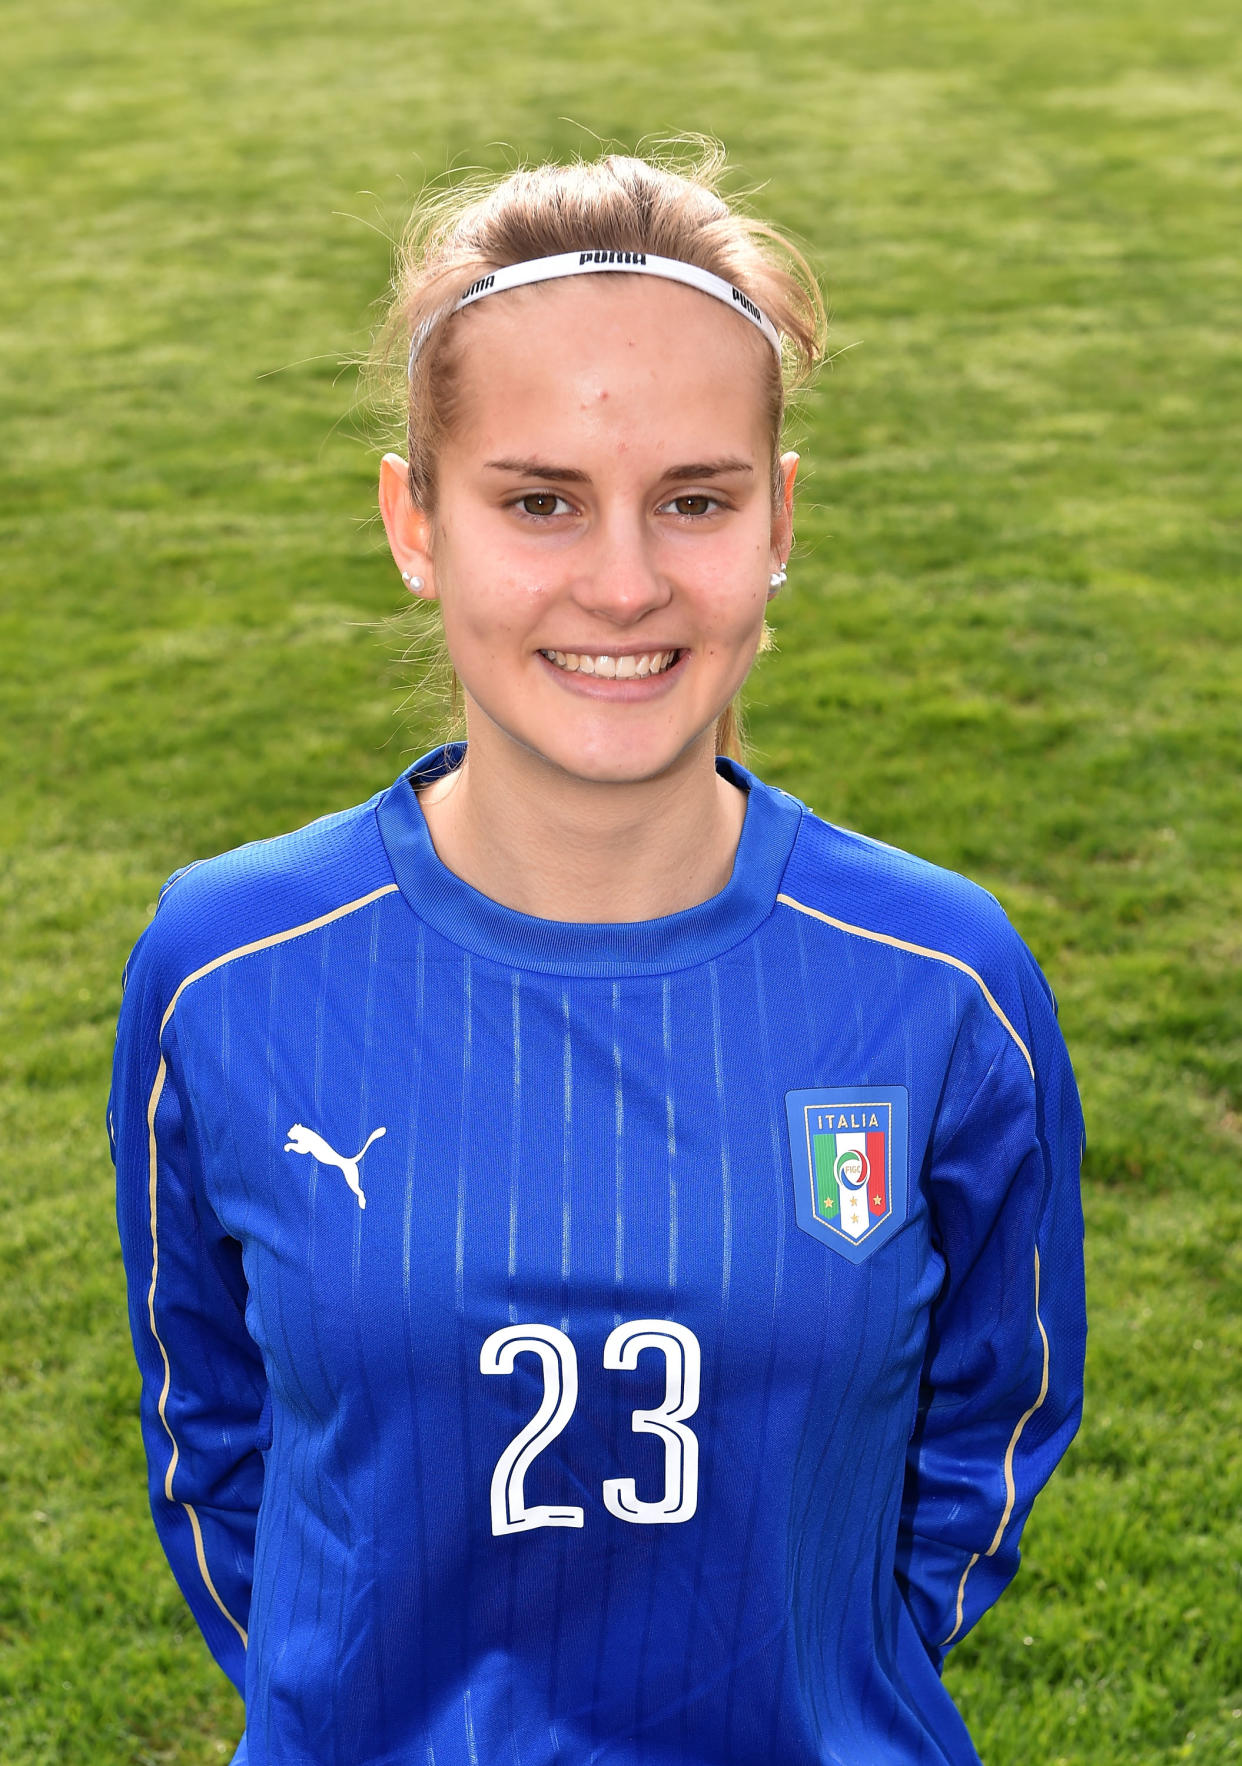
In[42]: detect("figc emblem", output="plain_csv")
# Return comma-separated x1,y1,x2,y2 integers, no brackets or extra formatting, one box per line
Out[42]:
785,1087,909,1263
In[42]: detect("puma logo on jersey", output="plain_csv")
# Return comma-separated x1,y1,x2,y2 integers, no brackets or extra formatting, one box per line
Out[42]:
284,1124,386,1209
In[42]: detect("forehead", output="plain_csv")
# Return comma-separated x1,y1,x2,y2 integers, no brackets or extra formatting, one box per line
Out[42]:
442,274,774,461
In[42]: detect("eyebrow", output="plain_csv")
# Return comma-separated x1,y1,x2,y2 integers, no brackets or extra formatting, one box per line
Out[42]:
665,459,755,481
483,456,755,482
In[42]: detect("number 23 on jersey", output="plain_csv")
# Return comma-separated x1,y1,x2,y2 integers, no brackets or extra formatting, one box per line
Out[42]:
480,1320,701,1537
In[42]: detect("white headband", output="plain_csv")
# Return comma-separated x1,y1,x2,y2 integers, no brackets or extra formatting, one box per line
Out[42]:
407,249,782,379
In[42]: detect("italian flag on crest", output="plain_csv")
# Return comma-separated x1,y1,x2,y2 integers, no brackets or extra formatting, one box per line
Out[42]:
811,1111,890,1241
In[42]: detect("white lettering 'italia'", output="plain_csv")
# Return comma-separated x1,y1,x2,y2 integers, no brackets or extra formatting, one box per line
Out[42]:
284,1124,386,1209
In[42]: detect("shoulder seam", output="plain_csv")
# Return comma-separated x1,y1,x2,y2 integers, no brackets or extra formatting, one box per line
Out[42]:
156,882,400,1037
143,879,399,1645
775,892,1034,1078
157,859,208,906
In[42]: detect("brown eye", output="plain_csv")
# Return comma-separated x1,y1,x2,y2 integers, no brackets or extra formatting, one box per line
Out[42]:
519,492,564,517
669,494,715,517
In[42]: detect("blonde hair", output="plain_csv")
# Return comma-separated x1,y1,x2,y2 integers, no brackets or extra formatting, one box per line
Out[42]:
373,141,827,760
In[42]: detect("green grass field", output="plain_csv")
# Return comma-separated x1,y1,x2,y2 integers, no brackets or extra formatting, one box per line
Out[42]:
2,0,1240,1759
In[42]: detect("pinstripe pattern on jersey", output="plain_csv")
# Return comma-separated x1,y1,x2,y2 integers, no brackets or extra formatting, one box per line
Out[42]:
143,882,400,1644
397,920,437,1763
724,939,788,1755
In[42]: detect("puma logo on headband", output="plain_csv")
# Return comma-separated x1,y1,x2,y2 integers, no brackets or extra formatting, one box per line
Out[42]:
577,250,648,267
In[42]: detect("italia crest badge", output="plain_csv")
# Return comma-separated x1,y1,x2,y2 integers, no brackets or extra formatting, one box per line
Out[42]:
784,1086,909,1263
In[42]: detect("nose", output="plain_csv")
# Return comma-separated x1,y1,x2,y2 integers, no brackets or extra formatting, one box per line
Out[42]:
569,506,672,626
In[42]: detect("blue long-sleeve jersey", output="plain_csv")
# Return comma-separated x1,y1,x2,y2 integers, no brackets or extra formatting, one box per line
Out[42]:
110,745,1085,1766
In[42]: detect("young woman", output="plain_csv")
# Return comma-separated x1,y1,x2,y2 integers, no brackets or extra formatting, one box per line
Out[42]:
111,149,1086,1766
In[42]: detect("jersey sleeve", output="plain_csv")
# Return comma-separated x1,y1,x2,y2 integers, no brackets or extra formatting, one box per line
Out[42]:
894,941,1086,1669
109,902,268,1697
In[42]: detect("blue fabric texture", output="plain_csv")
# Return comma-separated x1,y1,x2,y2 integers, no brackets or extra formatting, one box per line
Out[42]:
111,747,1086,1765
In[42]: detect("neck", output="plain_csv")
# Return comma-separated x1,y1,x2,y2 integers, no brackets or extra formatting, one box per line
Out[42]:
416,717,748,923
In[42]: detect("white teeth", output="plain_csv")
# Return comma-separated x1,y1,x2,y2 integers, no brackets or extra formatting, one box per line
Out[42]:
541,649,679,677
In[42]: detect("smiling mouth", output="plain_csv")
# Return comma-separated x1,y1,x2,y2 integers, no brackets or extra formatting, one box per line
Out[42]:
539,649,683,679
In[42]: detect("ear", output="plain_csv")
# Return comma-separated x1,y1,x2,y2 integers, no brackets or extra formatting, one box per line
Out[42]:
378,453,437,599
771,451,799,569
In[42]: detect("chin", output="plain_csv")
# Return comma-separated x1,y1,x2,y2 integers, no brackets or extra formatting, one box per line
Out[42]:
552,750,680,788
525,729,698,789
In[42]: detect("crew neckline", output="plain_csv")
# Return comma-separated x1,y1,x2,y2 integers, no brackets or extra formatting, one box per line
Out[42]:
374,743,803,977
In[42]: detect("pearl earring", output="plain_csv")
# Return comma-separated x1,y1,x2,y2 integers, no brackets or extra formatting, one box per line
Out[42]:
401,571,425,591
768,566,788,593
